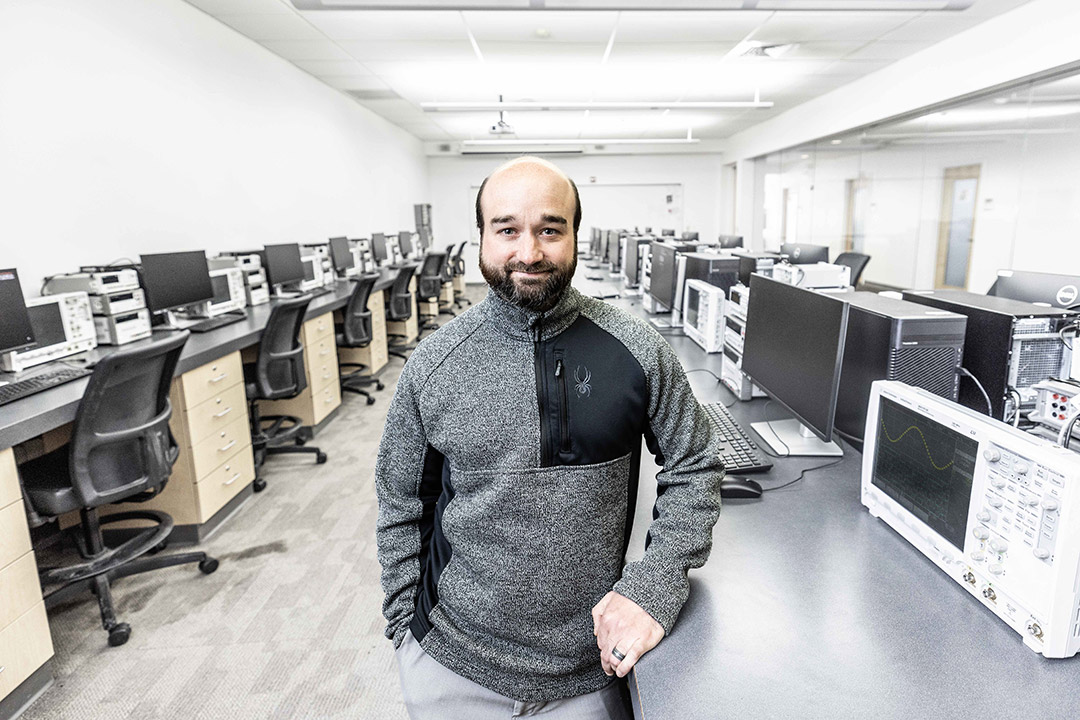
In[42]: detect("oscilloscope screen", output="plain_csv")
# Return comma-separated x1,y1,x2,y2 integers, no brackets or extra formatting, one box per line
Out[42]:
871,397,979,551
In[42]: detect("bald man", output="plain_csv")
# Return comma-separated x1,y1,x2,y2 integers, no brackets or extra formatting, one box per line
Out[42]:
375,157,724,719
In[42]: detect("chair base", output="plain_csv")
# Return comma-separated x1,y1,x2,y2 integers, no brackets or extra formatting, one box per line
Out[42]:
41,507,216,647
248,402,328,491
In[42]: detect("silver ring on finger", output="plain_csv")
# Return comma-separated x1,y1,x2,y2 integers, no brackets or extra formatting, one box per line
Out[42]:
611,646,626,662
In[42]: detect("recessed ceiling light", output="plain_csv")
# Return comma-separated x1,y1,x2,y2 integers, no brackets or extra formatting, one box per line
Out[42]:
535,28,551,39
830,139,842,145
800,153,810,159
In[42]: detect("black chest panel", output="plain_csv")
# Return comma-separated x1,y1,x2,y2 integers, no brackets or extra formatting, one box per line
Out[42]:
536,316,648,467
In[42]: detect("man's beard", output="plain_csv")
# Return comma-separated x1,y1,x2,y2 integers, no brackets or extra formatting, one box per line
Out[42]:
480,252,577,313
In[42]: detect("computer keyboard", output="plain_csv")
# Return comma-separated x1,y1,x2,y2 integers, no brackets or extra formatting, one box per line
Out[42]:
702,402,773,474
0,366,93,407
184,311,247,334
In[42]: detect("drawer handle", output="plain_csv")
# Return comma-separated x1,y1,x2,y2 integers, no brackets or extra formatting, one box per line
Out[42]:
209,373,228,384
322,373,332,380
320,349,331,356
213,407,232,418
218,440,237,453
224,473,241,486
325,397,333,404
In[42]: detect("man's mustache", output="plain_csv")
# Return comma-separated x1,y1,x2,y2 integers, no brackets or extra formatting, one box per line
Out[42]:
505,261,558,274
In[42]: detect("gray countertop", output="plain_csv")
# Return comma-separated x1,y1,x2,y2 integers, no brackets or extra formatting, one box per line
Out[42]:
0,272,398,449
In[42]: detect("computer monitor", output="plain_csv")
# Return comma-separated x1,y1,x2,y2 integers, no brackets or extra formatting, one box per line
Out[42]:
329,236,354,273
0,269,36,354
682,231,699,242
987,269,1080,309
779,243,829,265
263,243,305,288
741,274,849,456
372,233,389,265
649,242,679,310
718,235,744,249
661,229,676,237
399,231,414,258
140,251,215,314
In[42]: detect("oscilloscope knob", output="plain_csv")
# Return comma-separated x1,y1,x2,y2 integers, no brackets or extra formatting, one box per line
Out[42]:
1041,498,1060,512
990,478,1006,489
989,539,1008,554
1015,463,1030,475
983,448,1001,463
973,527,990,541
976,511,991,523
1034,548,1050,560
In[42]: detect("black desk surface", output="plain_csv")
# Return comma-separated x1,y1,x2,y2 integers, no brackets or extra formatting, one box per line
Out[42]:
628,328,1080,720
0,272,398,449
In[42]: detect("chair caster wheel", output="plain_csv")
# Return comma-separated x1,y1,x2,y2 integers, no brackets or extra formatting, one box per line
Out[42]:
295,436,307,446
376,382,385,391
199,558,219,575
253,477,267,493
108,623,131,647
316,451,328,464
366,396,376,405
149,541,168,555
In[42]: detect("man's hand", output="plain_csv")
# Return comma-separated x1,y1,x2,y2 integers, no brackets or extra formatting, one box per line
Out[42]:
591,591,664,678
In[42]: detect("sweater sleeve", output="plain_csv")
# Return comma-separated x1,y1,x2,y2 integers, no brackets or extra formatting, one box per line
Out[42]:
613,335,725,633
374,362,430,647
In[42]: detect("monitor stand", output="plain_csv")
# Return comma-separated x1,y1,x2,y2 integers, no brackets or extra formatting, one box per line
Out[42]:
750,418,843,457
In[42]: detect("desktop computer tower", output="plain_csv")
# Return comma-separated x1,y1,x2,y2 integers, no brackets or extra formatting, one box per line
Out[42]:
622,236,648,287
835,292,967,446
901,289,1077,421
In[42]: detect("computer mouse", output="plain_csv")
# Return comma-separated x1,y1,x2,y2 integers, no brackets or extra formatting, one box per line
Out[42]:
720,477,763,500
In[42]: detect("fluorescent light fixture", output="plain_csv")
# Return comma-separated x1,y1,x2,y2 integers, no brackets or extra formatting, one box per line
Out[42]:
423,100,772,111
462,137,701,146
293,1,974,10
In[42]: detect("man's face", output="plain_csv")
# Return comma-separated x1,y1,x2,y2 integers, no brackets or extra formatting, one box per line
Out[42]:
478,163,577,312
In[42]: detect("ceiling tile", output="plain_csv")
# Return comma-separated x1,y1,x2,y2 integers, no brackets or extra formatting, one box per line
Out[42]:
185,0,294,15
337,39,476,61
292,59,373,76
299,10,468,41
214,13,325,41
462,10,619,43
614,11,772,43
753,11,917,44
260,39,354,61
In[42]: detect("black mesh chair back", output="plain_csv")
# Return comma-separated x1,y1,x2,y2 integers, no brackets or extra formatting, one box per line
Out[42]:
387,265,416,321
453,241,467,276
68,331,188,510
253,294,311,400
441,245,455,283
418,252,446,301
341,274,378,347
834,252,871,286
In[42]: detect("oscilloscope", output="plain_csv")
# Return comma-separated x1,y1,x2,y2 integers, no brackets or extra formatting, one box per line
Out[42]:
862,380,1080,658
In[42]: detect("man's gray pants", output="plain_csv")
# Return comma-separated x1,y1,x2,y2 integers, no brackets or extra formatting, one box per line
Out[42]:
396,631,635,719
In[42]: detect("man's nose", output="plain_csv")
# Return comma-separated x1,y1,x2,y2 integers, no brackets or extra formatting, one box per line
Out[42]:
516,234,544,265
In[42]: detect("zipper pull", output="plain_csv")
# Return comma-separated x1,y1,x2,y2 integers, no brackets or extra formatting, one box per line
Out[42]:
555,359,563,377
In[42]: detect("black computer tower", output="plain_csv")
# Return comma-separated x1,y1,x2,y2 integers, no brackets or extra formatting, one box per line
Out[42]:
835,292,967,446
901,289,1077,420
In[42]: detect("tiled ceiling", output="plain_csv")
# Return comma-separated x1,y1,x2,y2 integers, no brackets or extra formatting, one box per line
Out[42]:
184,0,1035,147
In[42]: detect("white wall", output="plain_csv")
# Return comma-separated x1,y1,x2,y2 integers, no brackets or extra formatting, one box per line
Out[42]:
427,153,725,283
0,0,428,295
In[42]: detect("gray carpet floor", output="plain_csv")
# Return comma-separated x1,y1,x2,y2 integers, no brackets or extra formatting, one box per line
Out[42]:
22,275,663,720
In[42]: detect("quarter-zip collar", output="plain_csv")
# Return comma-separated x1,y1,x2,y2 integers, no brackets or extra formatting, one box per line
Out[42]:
480,286,584,342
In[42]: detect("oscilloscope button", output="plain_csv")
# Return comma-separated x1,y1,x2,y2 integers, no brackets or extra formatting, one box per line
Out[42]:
976,511,991,523
990,477,1006,489
971,551,986,562
983,448,1001,463
988,563,1004,576
973,527,990,541
989,539,1008,554
1041,498,1060,512
1034,548,1050,560
988,498,1003,509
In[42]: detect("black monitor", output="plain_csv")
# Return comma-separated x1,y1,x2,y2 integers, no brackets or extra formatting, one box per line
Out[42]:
682,231,699,242
140,251,214,313
987,269,1080,309
649,242,679,309
329,237,353,273
0,269,35,354
28,303,67,348
718,235,744,249
417,228,432,252
661,229,676,237
263,243,305,287
372,234,388,264
399,231,414,257
779,243,829,265
741,274,849,456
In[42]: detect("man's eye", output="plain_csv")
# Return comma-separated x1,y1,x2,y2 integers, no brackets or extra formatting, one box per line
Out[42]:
541,228,560,235
498,228,516,235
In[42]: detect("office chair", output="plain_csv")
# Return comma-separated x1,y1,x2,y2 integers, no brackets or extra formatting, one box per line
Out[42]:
416,252,446,336
834,252,871,287
337,273,384,405
245,294,326,492
452,240,471,309
18,331,218,648
386,264,417,361
439,244,456,317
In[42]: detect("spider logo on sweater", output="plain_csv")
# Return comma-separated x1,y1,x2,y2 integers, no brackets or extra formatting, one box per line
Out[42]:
574,365,592,398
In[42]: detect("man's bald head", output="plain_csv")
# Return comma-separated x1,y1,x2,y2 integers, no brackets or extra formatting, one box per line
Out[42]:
475,156,582,242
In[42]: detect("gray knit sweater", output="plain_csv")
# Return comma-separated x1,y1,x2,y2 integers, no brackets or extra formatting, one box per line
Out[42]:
375,287,724,702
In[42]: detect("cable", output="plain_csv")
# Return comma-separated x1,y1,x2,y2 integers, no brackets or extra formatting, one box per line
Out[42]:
1059,323,1076,351
958,367,993,416
762,456,846,493
1059,404,1080,449
759,400,791,458
686,368,721,382
686,368,739,407
1007,388,1023,428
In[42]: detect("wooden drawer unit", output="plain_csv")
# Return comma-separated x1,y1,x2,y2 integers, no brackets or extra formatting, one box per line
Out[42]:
176,352,243,411
305,335,339,393
180,381,247,447
0,449,19,509
189,415,251,481
195,445,256,521
0,502,32,573
0,553,43,631
0,603,54,701
302,312,334,348
312,381,342,427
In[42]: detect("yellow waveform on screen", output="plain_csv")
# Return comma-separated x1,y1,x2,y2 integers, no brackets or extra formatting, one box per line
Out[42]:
880,419,954,471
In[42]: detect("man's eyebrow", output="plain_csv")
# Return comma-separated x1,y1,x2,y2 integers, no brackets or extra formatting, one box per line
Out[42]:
490,215,516,225
540,215,568,226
